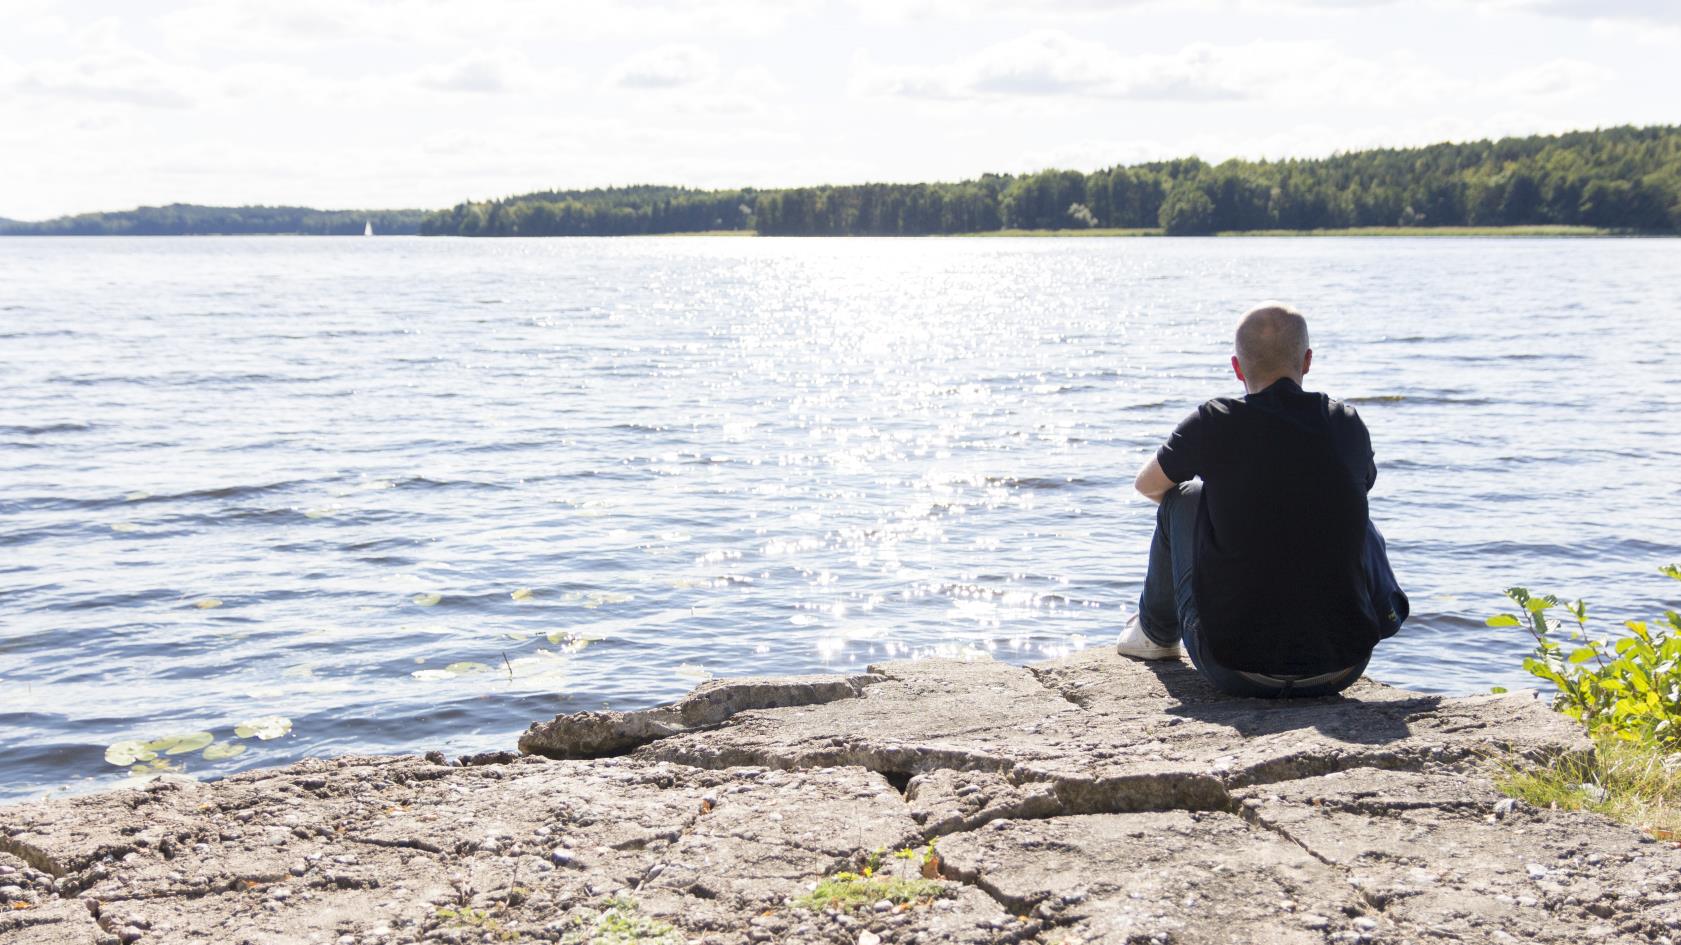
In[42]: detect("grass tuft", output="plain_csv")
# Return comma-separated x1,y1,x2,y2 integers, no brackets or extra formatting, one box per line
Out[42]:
1500,734,1681,840
794,872,948,911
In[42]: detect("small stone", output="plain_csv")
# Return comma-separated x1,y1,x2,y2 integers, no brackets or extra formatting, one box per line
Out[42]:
858,933,882,945
873,898,893,913
119,927,144,944
550,848,575,867
1493,798,1517,818
1353,917,1378,932
1526,864,1548,881
1302,915,1331,930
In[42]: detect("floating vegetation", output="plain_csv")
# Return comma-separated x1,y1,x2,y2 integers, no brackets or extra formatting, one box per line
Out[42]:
511,587,535,601
124,491,150,502
674,662,713,681
158,731,214,755
561,591,633,609
234,716,292,740
202,740,246,761
545,629,598,653
411,662,494,681
304,507,336,519
413,592,443,607
104,726,263,773
110,522,140,533
194,598,223,609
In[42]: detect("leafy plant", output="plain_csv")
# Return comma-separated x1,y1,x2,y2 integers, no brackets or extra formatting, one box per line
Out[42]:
794,872,947,911
1488,566,1681,745
560,898,679,945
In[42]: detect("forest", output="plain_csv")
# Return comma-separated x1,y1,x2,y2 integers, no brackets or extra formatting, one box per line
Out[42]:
5,126,1677,237
0,205,426,236
424,125,1681,236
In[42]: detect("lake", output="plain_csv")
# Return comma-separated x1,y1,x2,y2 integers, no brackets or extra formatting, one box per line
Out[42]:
2,235,1678,803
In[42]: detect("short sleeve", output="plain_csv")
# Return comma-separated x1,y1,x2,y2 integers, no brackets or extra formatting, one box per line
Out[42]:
1155,407,1205,483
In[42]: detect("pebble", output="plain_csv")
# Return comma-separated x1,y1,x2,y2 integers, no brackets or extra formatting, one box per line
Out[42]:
1526,864,1549,880
550,848,575,867
1353,916,1378,932
1301,915,1331,930
119,927,143,944
873,898,893,913
858,933,882,945
1493,798,1517,818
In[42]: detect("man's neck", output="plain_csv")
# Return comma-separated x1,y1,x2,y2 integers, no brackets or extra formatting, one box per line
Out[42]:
1243,374,1302,395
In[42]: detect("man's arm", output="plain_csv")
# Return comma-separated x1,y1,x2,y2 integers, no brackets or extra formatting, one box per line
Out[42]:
1134,455,1177,505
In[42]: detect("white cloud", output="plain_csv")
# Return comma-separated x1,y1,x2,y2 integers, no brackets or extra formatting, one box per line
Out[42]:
1509,0,1678,22
609,44,721,89
1493,58,1612,98
414,51,558,95
853,32,1248,101
0,18,204,109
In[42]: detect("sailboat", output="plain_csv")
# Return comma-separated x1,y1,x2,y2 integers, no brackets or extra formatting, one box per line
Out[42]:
364,220,374,237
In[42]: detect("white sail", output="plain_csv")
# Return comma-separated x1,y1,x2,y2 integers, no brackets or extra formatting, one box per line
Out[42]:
364,220,374,237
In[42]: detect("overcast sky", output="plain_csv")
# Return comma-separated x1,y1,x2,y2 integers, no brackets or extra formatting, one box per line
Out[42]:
0,0,1675,220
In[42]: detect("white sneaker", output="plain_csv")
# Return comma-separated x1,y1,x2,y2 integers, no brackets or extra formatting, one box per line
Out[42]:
1115,613,1182,660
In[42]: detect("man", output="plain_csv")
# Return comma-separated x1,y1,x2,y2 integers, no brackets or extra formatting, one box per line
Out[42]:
1116,303,1407,697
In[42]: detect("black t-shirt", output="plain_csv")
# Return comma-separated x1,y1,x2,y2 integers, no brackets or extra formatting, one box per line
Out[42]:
1155,378,1379,675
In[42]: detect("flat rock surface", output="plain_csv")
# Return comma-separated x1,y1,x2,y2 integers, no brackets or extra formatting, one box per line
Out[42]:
5,650,1673,945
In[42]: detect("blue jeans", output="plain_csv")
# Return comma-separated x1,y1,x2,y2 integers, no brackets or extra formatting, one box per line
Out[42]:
1136,481,1404,698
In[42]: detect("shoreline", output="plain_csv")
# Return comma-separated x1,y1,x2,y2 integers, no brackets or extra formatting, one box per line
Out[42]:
8,650,1675,944
0,225,1646,239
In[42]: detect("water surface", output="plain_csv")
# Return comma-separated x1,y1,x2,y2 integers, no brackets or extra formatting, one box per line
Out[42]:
2,235,1679,802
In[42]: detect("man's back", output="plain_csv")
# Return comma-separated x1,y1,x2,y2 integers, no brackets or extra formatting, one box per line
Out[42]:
1156,377,1379,675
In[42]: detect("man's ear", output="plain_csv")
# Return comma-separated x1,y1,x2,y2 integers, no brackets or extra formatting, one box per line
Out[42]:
1301,348,1313,376
1231,355,1245,382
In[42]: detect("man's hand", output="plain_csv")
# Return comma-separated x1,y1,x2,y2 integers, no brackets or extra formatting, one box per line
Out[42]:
1134,456,1177,505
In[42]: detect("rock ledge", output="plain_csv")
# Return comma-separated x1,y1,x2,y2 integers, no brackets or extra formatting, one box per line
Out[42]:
7,651,1676,945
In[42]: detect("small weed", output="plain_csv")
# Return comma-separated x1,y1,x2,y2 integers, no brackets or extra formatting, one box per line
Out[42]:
560,898,681,945
794,872,948,911
435,906,521,942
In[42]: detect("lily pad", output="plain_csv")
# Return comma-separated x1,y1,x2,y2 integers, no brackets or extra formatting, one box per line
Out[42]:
202,740,247,761
110,522,141,533
444,661,492,675
162,731,215,755
675,662,713,681
511,587,535,601
234,716,292,740
195,598,223,609
413,592,442,607
125,490,152,501
104,740,157,767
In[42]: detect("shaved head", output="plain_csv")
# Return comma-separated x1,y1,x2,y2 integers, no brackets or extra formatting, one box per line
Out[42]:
1234,303,1310,383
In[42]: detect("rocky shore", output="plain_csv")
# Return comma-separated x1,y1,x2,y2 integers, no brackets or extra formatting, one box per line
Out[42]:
6,650,1681,945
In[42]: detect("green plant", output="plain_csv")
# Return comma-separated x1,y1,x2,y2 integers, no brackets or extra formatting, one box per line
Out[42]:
559,898,680,945
1498,731,1681,840
794,872,948,911
435,906,520,942
1488,566,1681,745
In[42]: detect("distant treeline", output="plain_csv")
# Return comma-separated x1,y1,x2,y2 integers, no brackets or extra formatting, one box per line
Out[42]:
6,126,1677,237
0,205,426,236
418,185,756,237
426,125,1680,236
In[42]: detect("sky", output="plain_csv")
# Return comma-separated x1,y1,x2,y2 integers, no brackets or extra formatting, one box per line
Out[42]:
0,0,1676,220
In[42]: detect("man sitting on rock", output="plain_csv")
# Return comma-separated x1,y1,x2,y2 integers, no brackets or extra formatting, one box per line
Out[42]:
1116,302,1408,697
